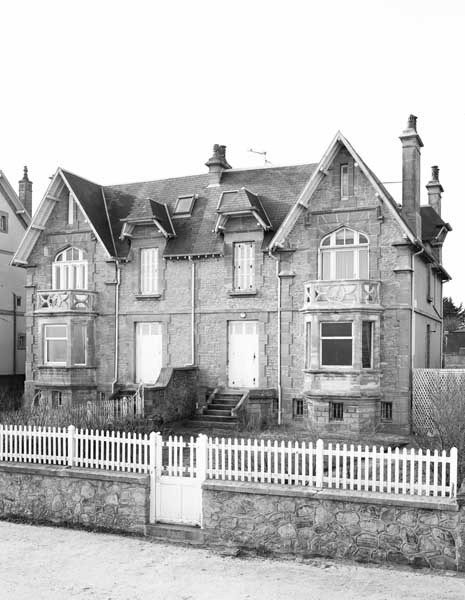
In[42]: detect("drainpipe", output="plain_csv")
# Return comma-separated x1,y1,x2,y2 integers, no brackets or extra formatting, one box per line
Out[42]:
12,293,17,375
188,256,195,365
268,248,282,425
410,247,424,428
111,261,121,394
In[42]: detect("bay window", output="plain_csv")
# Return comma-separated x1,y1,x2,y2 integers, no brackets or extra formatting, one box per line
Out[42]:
320,322,353,367
44,324,67,365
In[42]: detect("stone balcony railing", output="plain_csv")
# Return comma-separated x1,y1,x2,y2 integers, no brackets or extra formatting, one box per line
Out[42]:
35,290,98,313
303,280,381,309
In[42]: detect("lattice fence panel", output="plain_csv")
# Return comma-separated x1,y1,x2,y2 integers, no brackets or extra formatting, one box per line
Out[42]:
413,368,465,434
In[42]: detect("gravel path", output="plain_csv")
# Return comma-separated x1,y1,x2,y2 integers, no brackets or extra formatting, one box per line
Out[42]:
0,521,464,600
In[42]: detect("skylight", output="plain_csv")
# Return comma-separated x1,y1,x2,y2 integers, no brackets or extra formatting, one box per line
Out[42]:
174,195,195,216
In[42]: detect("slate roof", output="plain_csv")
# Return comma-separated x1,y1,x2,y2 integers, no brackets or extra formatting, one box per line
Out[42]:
420,205,452,243
105,164,317,257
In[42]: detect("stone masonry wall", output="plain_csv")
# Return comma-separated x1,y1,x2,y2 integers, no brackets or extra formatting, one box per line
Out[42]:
203,481,465,571
0,463,149,534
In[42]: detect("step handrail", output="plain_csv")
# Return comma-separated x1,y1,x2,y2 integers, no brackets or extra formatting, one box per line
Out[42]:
231,390,250,417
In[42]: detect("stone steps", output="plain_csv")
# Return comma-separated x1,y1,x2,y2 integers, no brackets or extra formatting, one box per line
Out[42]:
147,523,204,545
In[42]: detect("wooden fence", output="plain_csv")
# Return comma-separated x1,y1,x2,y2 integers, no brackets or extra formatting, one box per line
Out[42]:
0,425,458,498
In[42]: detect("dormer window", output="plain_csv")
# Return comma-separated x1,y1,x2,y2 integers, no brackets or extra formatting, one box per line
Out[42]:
174,195,195,216
320,228,369,280
53,247,88,290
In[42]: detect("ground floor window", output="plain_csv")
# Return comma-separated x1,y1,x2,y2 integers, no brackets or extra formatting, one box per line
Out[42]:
293,398,304,419
51,390,63,408
381,401,393,422
42,322,88,367
329,402,344,421
320,322,352,366
44,325,67,365
362,321,373,368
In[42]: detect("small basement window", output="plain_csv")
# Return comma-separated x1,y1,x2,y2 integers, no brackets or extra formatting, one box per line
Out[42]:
293,398,304,419
17,334,26,350
381,401,393,422
329,402,344,421
174,195,195,215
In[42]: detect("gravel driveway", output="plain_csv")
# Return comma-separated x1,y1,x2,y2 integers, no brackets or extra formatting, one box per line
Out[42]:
0,521,464,599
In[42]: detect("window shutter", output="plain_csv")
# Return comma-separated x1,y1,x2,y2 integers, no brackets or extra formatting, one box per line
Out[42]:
141,248,158,294
234,242,255,290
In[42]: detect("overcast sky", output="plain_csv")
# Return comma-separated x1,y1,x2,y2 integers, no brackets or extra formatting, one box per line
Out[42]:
1,0,464,302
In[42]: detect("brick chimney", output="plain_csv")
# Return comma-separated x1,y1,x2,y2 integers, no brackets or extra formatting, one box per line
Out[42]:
426,165,443,216
205,144,231,186
18,166,32,217
399,115,423,237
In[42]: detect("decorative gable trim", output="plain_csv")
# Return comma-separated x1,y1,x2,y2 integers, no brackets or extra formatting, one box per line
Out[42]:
11,169,114,267
269,131,418,251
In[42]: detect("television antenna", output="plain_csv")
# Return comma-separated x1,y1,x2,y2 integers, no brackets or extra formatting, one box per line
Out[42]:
248,148,272,165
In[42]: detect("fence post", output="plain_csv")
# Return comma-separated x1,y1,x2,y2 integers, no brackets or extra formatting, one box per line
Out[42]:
67,425,76,467
316,438,324,488
196,434,208,528
0,424,3,462
450,446,458,498
149,431,158,524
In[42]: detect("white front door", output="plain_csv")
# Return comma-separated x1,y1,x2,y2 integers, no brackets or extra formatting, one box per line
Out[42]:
228,321,259,388
136,322,162,384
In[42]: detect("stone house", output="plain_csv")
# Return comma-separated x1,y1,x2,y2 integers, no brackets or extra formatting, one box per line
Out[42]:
12,116,450,434
0,168,31,388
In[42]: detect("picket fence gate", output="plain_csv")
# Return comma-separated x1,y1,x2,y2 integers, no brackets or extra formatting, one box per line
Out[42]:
0,425,458,527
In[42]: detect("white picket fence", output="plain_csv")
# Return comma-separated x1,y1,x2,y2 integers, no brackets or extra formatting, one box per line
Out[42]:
0,425,458,498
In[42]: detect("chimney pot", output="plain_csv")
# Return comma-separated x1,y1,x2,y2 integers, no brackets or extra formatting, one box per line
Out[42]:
18,165,32,217
431,165,439,182
426,164,443,216
205,143,232,186
407,114,417,131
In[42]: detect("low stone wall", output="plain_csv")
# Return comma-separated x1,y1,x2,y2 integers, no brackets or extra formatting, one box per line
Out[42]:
203,481,465,571
0,463,149,534
144,366,198,422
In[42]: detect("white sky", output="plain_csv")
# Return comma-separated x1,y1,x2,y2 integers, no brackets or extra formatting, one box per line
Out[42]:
0,0,464,302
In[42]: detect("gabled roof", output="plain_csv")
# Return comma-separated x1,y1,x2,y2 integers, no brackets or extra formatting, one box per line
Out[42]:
0,170,31,229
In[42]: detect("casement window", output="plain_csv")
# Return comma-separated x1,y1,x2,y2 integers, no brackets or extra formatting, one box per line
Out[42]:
140,248,159,295
73,323,87,365
340,164,349,199
233,242,255,291
320,228,369,280
44,324,67,365
305,322,312,369
53,247,88,290
362,321,373,369
17,334,26,350
0,212,8,233
320,322,352,367
330,402,344,421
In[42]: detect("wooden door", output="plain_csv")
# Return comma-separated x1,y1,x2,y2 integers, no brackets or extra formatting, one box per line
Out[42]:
135,322,162,384
228,321,258,388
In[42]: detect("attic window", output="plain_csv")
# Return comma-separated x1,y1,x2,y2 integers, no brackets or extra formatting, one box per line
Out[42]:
174,195,195,216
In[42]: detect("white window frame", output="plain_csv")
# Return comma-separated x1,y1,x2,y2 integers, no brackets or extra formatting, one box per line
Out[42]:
319,228,369,281
73,322,87,366
174,195,195,215
52,247,88,290
140,248,159,295
44,324,67,366
233,241,255,291
320,321,353,368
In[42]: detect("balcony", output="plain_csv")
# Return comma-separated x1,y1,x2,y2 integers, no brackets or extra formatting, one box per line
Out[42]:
35,290,98,313
303,280,381,310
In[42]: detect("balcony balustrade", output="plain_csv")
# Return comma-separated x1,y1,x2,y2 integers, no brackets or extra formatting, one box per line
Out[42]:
35,289,98,313
303,280,380,309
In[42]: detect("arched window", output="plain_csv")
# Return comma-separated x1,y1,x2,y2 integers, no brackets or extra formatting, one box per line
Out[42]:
52,247,88,290
319,228,369,280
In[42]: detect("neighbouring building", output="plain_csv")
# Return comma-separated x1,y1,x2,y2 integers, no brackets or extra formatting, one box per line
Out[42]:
12,116,451,434
0,168,31,388
443,327,465,368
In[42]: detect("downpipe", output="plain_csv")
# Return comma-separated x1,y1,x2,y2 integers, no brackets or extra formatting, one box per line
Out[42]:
268,248,282,425
111,261,121,394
